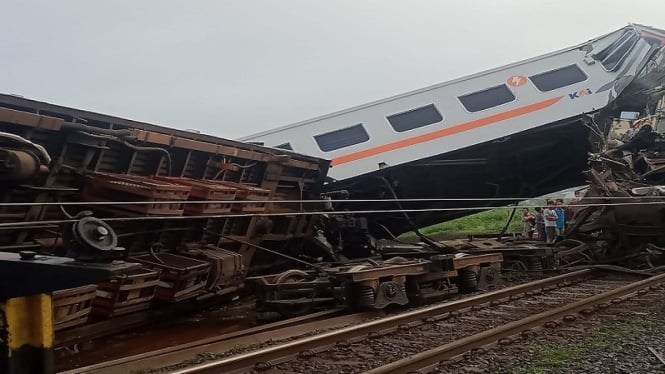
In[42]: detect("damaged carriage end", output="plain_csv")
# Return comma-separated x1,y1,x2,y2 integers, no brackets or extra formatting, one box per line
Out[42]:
563,86,665,268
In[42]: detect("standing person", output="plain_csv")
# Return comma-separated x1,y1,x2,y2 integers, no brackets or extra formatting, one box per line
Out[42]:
554,199,566,237
521,208,535,239
543,201,558,244
534,207,546,241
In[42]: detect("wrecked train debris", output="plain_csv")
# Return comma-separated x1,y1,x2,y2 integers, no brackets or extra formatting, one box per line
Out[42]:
562,91,665,270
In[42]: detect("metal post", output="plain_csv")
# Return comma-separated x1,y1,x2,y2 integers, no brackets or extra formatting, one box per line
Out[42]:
0,294,54,374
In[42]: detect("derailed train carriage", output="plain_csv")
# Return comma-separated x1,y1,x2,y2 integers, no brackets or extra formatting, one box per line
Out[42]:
0,93,501,338
241,23,665,238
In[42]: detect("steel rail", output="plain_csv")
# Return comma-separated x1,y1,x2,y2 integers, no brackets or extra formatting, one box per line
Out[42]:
58,309,350,374
169,270,593,374
365,272,665,374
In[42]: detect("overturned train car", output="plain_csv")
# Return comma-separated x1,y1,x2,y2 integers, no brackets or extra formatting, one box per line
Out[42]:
0,95,501,335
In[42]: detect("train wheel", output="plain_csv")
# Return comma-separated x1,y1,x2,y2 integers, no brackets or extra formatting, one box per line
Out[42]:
384,256,409,265
274,269,312,317
274,269,308,283
348,265,370,272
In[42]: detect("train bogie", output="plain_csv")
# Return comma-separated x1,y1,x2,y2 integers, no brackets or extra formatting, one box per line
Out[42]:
335,258,426,310
248,252,504,317
248,270,336,317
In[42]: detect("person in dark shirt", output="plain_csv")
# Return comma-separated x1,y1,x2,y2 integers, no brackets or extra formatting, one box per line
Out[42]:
534,207,546,242
616,125,659,153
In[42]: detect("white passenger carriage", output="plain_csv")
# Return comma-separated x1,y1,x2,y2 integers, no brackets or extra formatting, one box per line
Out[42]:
241,24,665,181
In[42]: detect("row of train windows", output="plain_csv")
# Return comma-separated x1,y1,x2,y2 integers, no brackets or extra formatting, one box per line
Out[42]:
276,64,588,152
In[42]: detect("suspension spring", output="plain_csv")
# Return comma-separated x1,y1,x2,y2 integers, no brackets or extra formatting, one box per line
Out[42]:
459,269,479,292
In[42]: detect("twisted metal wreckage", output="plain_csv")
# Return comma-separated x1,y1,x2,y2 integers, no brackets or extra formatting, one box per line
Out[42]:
561,91,665,271
451,88,665,274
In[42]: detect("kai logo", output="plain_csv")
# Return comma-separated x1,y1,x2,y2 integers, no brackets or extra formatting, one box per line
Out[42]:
568,88,593,99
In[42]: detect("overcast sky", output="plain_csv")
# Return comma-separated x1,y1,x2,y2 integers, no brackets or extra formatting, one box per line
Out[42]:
2,1,665,139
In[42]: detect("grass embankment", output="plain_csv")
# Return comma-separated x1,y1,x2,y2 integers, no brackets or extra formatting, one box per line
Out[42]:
400,208,523,239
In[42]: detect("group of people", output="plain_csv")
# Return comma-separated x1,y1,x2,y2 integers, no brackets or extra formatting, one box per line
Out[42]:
521,199,566,243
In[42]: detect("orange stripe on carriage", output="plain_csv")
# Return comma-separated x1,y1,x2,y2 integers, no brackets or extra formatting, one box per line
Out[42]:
331,96,564,166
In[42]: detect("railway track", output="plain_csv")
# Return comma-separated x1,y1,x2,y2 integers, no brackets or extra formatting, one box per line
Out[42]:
366,272,665,374
59,308,378,374
144,270,664,374
61,274,538,374
105,270,580,372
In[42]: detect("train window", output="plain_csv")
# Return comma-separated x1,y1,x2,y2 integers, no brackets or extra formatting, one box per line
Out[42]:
529,65,588,92
274,142,293,150
594,29,639,71
386,104,443,132
314,124,370,152
458,85,515,112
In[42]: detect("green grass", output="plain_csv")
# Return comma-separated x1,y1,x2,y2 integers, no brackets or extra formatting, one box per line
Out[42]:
511,346,579,374
512,318,656,373
401,208,524,238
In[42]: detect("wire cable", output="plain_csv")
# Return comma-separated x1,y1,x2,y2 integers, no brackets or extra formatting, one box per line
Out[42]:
2,194,665,207
2,200,665,229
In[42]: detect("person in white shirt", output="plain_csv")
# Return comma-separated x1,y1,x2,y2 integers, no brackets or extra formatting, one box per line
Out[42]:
542,200,558,244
